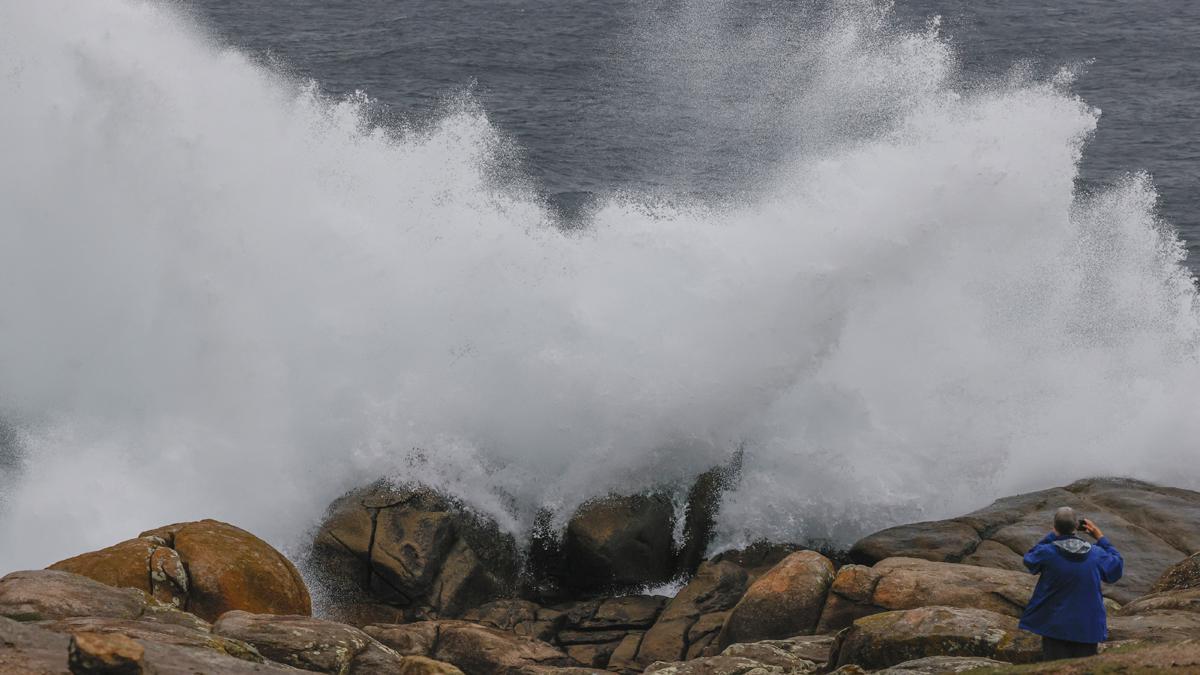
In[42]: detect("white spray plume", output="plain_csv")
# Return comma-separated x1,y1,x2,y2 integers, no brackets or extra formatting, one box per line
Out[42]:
1,0,1198,572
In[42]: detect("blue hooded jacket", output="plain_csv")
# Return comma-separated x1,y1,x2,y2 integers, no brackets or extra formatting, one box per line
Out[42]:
1018,532,1123,644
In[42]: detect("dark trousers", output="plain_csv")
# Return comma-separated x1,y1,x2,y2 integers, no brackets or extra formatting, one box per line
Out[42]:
1042,636,1099,661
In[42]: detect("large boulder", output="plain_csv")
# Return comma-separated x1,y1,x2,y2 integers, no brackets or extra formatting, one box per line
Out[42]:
716,551,835,648
828,606,1040,670
48,538,186,608
631,545,800,667
365,620,576,675
814,558,1034,633
850,478,1200,602
562,493,676,593
311,481,519,619
213,610,432,674
49,519,310,622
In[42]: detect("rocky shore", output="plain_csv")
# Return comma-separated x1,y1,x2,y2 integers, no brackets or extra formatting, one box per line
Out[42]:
4,477,1200,673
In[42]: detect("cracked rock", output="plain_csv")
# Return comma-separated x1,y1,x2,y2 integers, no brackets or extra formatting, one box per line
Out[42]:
48,519,310,622
311,481,520,621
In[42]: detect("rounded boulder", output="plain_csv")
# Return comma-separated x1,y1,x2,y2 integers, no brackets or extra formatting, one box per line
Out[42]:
50,519,311,622
716,550,835,648
563,493,676,593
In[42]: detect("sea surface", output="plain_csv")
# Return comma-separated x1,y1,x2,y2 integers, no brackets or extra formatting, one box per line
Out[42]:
189,0,1199,257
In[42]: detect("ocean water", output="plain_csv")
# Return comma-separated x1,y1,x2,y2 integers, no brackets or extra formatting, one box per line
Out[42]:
1,0,1198,572
188,0,1200,250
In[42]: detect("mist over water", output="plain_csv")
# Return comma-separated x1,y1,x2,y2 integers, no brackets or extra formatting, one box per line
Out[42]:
2,0,1199,573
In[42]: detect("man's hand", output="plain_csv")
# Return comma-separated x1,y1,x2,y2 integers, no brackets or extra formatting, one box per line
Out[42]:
1081,518,1103,539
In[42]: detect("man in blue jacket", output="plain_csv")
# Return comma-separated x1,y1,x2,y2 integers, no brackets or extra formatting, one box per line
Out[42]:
1019,506,1124,660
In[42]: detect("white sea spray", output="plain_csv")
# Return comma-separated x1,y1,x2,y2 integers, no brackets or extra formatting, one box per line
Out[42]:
0,0,1197,571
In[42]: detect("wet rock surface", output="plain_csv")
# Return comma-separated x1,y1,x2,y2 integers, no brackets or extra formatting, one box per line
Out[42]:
562,494,677,594
311,481,520,620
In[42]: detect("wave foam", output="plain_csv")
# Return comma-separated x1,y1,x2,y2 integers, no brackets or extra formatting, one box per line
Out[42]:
1,0,1197,571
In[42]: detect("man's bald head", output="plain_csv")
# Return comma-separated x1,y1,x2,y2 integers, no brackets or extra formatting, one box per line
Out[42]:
1054,507,1078,535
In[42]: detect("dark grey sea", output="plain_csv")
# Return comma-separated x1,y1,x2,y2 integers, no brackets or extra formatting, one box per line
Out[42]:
189,0,1198,256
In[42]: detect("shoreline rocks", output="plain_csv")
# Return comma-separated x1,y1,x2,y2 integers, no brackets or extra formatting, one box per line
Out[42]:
849,478,1200,602
5,476,1200,673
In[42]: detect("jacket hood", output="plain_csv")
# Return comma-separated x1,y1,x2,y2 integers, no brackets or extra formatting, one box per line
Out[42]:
1053,537,1093,558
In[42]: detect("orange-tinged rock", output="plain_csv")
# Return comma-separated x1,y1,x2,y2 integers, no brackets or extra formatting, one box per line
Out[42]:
716,550,835,648
141,519,310,621
49,520,310,623
49,538,159,597
829,606,1040,670
68,631,145,674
